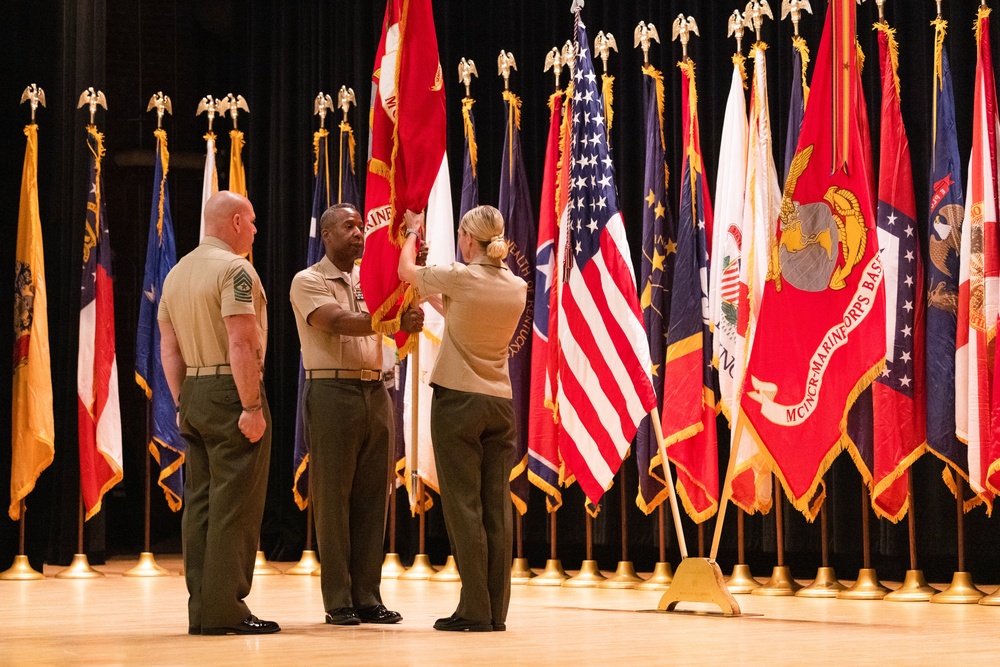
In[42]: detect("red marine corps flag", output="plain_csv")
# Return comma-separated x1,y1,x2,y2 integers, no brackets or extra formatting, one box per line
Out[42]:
360,0,447,357
736,0,885,517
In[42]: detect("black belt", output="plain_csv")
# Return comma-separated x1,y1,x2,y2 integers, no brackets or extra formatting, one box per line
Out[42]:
306,369,383,381
186,364,232,377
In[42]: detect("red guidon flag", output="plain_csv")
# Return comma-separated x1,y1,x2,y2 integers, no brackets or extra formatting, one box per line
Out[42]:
361,0,447,356
735,0,885,517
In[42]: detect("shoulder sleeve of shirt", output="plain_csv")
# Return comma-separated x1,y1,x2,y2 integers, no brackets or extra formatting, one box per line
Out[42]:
290,268,342,321
415,262,461,297
221,258,260,317
157,272,172,322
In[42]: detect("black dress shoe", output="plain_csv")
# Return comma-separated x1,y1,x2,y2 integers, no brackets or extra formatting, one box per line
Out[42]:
325,607,361,626
357,604,402,624
188,626,200,636
433,615,492,632
492,622,506,632
201,615,281,635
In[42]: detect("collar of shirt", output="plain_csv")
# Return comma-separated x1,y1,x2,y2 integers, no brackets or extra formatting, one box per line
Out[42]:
201,235,237,254
469,255,506,270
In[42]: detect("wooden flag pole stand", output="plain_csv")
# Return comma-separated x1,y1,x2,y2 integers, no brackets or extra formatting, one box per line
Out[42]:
752,476,800,595
400,338,438,580
838,484,888,599
55,495,103,579
726,511,761,593
288,504,320,575
124,402,169,577
510,512,536,583
600,466,643,588
563,511,606,587
527,509,568,585
0,502,44,580
636,505,673,590
797,501,846,597
659,408,739,616
931,477,984,603
885,477,938,601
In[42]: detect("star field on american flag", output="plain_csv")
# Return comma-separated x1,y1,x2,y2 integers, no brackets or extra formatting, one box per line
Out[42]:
876,201,917,397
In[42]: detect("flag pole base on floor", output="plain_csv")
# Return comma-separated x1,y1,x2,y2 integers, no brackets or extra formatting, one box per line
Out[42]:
380,553,406,580
399,554,437,580
55,554,103,579
598,561,644,589
635,562,673,590
726,564,761,594
657,557,741,616
430,555,461,582
884,570,937,602
286,550,320,576
562,560,606,588
930,572,984,604
253,550,282,576
752,566,800,596
978,587,1000,605
122,552,170,577
526,559,568,586
0,555,44,581
837,568,888,600
795,566,845,598
510,558,536,584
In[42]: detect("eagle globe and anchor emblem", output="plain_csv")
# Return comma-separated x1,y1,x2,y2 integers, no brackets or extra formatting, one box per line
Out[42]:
768,144,868,293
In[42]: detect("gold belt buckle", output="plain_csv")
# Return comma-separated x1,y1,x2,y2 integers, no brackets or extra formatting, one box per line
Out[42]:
360,369,377,381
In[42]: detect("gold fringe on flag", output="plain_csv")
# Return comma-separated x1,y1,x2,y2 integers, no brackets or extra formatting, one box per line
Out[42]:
462,97,478,179
601,72,614,132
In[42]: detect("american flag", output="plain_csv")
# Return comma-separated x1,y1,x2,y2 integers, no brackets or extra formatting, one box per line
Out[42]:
556,17,657,505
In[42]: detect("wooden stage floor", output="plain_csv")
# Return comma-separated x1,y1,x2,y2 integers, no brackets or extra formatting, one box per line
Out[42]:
1,556,997,666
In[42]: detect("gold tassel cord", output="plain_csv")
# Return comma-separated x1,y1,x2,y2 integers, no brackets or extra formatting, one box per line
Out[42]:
461,97,478,179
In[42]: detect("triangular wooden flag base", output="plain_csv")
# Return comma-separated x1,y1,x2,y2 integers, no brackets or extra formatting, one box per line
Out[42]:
657,558,741,616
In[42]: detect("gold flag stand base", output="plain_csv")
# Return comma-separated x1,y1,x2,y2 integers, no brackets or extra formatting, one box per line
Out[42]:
122,552,170,577
726,564,760,594
527,559,568,586
837,568,888,600
598,561,644,589
380,553,406,580
930,571,984,604
978,588,1000,605
657,558,741,616
752,566,800,596
285,550,320,576
796,566,845,598
55,554,104,579
510,557,535,584
635,562,674,591
884,570,937,602
253,550,282,576
562,560,606,588
399,554,437,580
430,555,461,582
0,555,44,580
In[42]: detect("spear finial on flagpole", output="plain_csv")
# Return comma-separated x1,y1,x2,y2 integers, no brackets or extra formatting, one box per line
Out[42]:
217,93,249,130
634,21,661,66
458,57,479,98
20,84,46,123
543,48,563,91
781,0,813,37
672,15,700,61
196,95,219,132
497,50,517,91
594,31,618,74
77,87,107,126
728,11,748,55
146,92,172,129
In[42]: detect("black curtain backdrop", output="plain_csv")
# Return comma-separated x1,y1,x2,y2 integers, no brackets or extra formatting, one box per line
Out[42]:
3,0,1000,583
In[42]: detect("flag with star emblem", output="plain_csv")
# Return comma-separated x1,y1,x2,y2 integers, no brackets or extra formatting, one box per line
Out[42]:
136,128,184,511
458,96,479,260
556,17,657,505
959,7,1000,509
498,89,536,515
78,124,123,520
528,91,566,511
870,22,926,522
736,0,885,518
784,35,810,182
635,63,673,515
660,57,718,524
925,16,970,497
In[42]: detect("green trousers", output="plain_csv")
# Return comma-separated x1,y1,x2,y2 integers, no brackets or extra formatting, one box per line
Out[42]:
306,378,392,612
179,376,271,630
431,385,515,625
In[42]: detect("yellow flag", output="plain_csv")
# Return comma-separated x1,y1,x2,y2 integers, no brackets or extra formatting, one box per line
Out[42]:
10,123,54,521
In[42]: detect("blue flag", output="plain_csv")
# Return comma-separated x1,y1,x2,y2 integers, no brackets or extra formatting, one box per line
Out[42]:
136,128,183,511
784,37,809,183
458,97,479,261
499,89,536,515
635,65,673,515
926,19,969,482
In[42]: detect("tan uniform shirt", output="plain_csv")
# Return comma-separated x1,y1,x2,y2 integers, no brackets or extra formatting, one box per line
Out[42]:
415,256,527,398
158,236,268,367
289,256,380,371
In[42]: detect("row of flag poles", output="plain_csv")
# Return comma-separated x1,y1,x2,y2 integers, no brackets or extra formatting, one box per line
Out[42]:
7,0,1000,601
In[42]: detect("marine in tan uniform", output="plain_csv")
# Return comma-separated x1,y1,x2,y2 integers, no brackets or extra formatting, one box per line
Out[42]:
158,191,278,636
290,203,423,626
399,204,527,632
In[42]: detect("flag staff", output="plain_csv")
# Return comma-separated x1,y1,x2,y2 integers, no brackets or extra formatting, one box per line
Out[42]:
381,361,407,579
837,483,890,599
884,477,939,600
931,477,985,602
796,488,846,596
